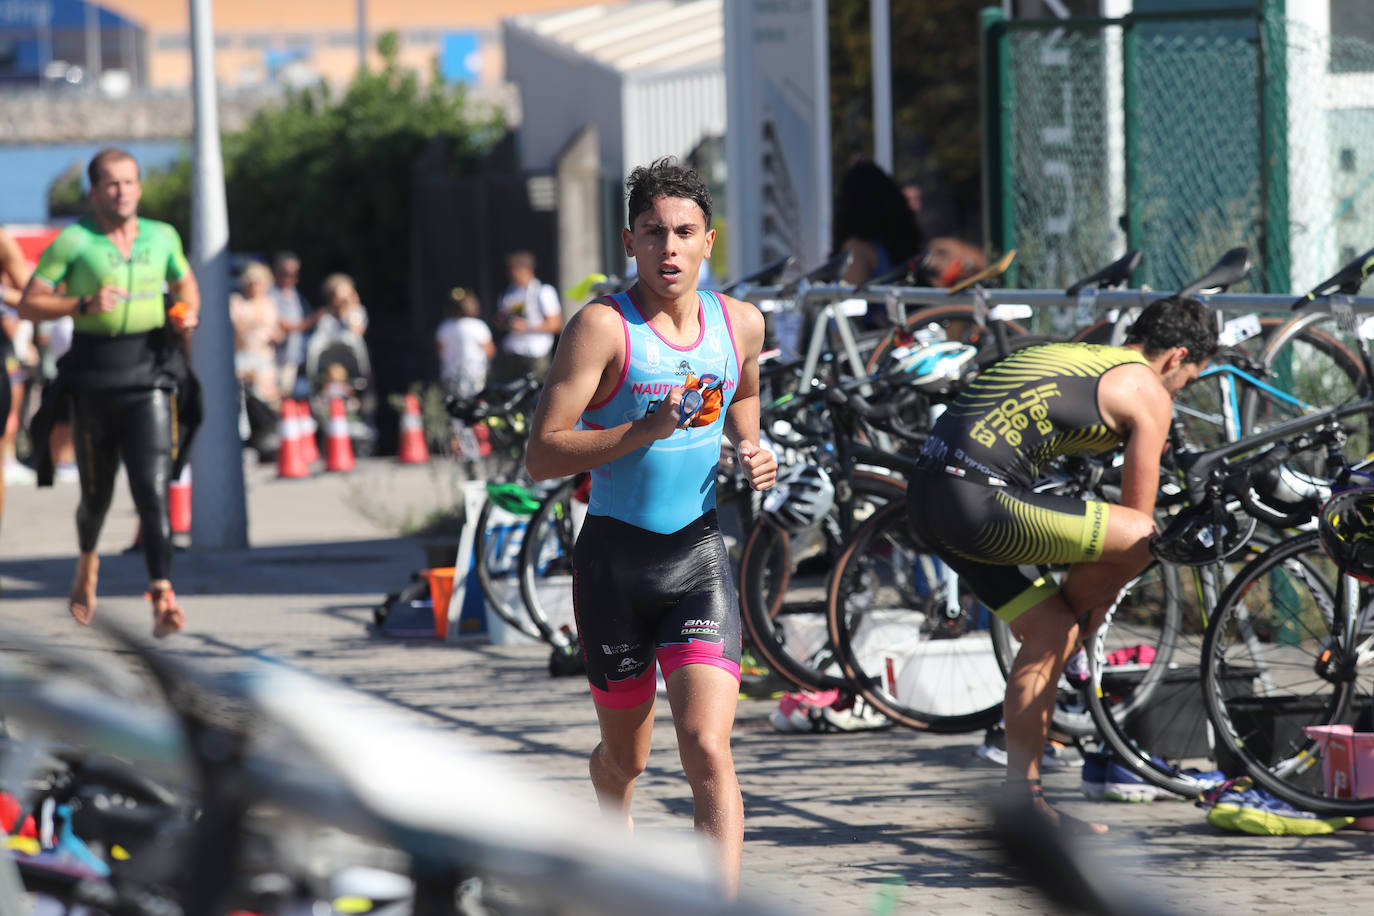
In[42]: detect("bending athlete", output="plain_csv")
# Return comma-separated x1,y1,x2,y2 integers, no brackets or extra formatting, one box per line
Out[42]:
908,296,1218,832
526,158,776,897
19,147,201,637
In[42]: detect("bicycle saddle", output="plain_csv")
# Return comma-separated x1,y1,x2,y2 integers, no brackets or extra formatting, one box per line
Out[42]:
1065,249,1143,296
1179,246,1251,298
1299,246,1374,305
858,253,929,290
723,254,795,293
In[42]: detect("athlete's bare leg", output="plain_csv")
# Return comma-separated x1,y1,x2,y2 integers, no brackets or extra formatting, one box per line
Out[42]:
68,550,99,625
666,663,743,898
1003,504,1155,833
149,578,184,638
589,694,655,831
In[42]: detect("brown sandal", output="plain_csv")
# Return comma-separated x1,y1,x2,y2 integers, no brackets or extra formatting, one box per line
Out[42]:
148,586,185,639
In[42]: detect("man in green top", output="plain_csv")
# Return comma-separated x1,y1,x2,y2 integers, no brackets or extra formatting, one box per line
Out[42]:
19,147,200,637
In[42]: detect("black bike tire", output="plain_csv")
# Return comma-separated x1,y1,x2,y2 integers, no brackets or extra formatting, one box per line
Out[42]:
1083,539,1273,798
518,477,581,645
1201,531,1374,816
990,560,1185,740
825,500,1006,733
473,499,544,641
739,470,906,692
1240,318,1368,452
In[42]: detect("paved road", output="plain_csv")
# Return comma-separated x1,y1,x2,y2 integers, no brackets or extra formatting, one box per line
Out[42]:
2,459,1370,914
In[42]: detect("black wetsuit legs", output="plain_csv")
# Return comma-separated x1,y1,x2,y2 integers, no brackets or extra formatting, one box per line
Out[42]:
71,389,173,581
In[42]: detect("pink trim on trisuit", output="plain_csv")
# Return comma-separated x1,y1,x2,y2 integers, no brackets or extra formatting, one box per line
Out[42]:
626,287,705,352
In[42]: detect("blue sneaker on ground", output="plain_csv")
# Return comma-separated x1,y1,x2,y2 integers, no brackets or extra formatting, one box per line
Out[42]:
1103,756,1165,802
1080,751,1109,799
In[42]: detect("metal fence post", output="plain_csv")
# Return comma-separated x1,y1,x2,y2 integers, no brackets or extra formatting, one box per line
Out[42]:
979,6,1015,284
1258,0,1290,294
1122,14,1143,287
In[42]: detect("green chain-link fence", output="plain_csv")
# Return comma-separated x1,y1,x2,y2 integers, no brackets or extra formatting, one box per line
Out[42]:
982,3,1374,298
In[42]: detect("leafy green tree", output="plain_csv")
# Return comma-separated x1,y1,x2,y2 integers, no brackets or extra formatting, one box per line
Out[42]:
114,31,501,313
219,32,503,307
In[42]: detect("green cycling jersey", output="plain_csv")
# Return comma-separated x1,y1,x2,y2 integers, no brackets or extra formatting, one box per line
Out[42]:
33,217,189,336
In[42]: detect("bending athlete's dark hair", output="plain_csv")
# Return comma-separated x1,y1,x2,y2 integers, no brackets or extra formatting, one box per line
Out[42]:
625,157,712,228
1124,295,1219,364
88,147,139,186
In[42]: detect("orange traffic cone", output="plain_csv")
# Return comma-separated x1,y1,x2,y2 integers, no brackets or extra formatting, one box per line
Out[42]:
325,396,355,472
398,393,429,465
169,466,192,534
276,399,309,479
295,399,320,465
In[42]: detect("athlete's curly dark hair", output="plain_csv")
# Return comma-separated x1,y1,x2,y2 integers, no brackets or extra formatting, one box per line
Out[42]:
1124,295,1219,364
625,157,712,229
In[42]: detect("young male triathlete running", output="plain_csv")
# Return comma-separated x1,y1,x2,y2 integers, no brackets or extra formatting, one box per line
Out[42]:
907,295,1218,833
19,147,200,637
526,158,776,896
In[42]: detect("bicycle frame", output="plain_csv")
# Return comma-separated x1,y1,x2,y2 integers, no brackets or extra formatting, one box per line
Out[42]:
1180,362,1312,442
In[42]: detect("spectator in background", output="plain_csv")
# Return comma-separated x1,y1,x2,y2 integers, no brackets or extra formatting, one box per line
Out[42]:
492,251,562,382
832,159,926,324
230,261,283,408
269,251,318,399
902,181,924,230
1,227,33,538
305,272,372,395
900,177,986,288
436,286,493,399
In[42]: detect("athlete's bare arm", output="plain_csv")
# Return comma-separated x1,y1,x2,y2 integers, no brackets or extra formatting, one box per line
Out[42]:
525,301,685,481
1098,362,1173,518
719,296,777,491
0,230,31,307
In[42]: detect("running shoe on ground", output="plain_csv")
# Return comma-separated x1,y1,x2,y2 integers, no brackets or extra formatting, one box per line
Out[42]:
1203,780,1354,835
769,689,841,733
1103,757,1166,802
975,725,1073,768
819,695,893,732
1081,751,1110,799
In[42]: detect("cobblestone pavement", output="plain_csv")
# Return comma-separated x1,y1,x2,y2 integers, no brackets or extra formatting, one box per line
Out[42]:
3,459,1371,914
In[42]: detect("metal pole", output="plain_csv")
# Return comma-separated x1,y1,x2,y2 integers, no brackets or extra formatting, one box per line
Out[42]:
188,0,248,550
870,0,893,172
84,0,101,86
357,0,367,71
1258,0,1290,294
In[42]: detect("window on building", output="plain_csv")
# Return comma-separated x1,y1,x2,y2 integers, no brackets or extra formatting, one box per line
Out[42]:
1342,246,1357,264
1341,148,1357,172
1341,198,1357,221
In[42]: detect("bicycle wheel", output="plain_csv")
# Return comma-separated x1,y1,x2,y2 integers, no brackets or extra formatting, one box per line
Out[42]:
1085,541,1272,798
989,560,1184,740
1202,531,1374,816
1242,316,1369,469
739,470,905,691
473,498,544,641
517,477,582,645
825,500,1006,733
